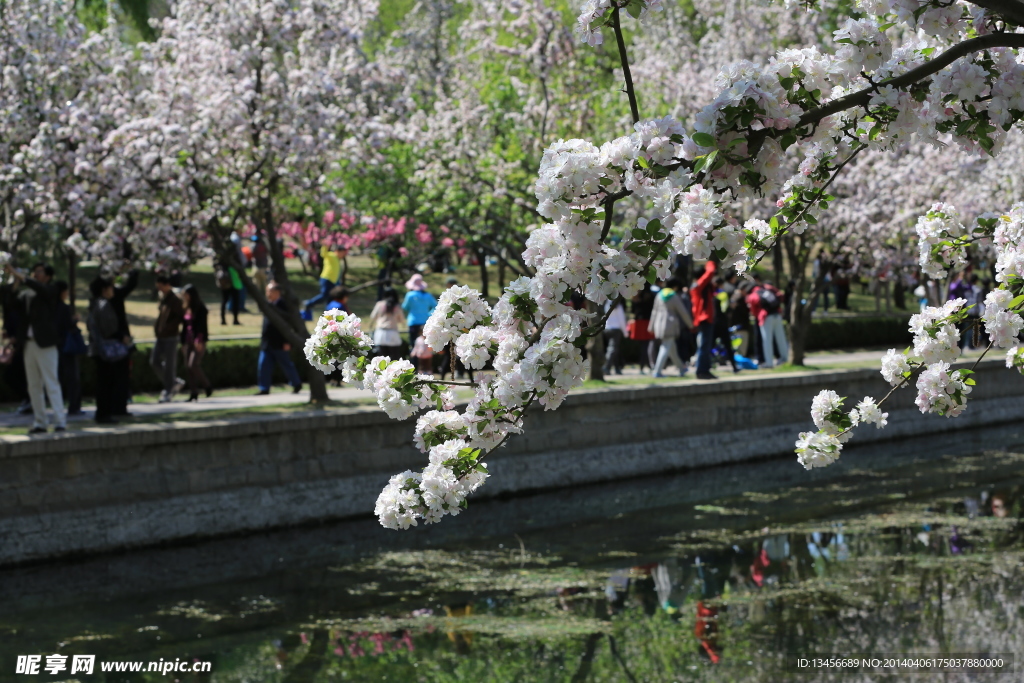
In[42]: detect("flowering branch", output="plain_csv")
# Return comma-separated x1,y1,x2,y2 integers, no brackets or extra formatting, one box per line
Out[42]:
302,0,1024,528
611,6,640,126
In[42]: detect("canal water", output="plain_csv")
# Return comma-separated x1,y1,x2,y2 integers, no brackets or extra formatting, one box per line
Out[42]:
3,424,1024,682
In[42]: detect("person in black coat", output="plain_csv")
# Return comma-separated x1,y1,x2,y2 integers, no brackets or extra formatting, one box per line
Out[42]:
1,277,29,410
87,269,137,423
6,263,66,433
256,282,302,395
179,284,212,401
55,281,84,415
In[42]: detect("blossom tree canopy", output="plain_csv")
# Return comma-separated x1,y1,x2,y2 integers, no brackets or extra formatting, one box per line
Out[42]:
96,0,411,401
305,0,1024,529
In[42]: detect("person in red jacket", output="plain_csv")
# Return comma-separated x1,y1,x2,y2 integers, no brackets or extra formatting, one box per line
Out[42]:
745,275,788,368
691,260,718,379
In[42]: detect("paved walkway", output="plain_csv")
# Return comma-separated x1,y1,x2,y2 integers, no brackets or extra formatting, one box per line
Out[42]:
0,347,985,430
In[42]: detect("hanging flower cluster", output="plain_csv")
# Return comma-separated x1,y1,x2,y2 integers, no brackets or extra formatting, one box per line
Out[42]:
798,201,1024,466
304,311,373,374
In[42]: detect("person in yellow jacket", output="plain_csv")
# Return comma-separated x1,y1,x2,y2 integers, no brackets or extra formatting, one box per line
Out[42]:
303,244,348,319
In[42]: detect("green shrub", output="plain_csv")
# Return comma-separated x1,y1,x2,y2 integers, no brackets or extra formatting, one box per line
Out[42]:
0,341,313,403
804,315,912,351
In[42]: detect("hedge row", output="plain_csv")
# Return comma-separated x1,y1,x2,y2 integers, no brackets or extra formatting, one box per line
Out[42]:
0,316,910,402
804,314,912,351
0,342,314,403
615,314,911,363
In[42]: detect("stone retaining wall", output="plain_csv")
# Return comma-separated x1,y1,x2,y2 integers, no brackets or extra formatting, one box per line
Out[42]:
2,359,1022,565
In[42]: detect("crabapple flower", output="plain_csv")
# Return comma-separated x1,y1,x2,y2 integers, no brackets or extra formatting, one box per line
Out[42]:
982,289,1024,348
851,396,887,429
915,203,967,279
915,362,973,417
795,431,842,470
413,411,469,453
455,327,498,370
880,348,912,386
1007,347,1024,374
423,285,492,351
304,311,372,374
909,300,966,364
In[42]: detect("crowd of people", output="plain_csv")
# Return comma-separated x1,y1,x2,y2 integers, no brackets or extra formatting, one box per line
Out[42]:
0,261,215,432
0,249,997,434
599,261,792,380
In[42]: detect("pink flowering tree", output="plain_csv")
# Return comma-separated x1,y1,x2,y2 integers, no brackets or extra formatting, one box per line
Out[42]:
304,0,1024,528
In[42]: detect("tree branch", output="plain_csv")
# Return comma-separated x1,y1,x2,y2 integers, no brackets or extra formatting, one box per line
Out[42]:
967,0,1024,26
796,33,1024,130
611,7,640,125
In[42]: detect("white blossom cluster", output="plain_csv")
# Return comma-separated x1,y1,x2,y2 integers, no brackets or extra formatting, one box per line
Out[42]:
915,361,972,417
1007,347,1024,374
910,298,966,364
797,389,887,469
851,396,888,429
915,203,968,279
373,440,489,529
575,0,663,47
413,410,468,453
307,266,590,527
994,204,1024,284
982,289,1024,349
423,285,492,351
810,389,853,443
795,431,843,470
880,348,912,386
303,311,372,374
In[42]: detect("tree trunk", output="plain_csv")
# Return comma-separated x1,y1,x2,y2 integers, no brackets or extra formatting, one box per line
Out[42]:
260,192,330,403
586,300,605,381
474,245,489,299
787,304,811,367
206,211,330,403
772,243,785,287
67,251,76,309
893,275,906,310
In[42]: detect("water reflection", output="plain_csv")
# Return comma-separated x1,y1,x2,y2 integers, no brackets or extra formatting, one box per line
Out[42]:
3,428,1024,682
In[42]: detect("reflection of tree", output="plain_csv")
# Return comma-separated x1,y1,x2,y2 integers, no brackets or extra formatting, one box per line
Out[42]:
282,629,328,683
444,604,474,655
569,632,602,683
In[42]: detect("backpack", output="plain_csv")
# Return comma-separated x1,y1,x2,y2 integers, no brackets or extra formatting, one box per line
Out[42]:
757,287,781,315
215,265,232,290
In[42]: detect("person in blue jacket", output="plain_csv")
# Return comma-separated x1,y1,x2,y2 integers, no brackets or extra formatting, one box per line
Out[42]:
401,273,436,344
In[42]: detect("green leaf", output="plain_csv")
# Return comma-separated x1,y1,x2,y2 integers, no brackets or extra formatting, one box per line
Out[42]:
625,0,642,19
692,132,715,147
